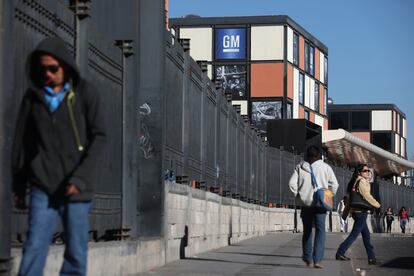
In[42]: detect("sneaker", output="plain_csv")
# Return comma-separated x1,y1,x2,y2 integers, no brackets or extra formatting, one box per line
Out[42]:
314,263,324,269
368,259,377,265
336,254,351,261
303,260,311,267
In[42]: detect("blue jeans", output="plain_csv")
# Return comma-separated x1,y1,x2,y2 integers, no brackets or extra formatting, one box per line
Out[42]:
400,219,408,233
301,207,327,263
18,187,91,276
336,212,375,260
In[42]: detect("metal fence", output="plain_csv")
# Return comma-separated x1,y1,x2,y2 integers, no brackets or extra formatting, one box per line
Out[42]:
163,32,414,214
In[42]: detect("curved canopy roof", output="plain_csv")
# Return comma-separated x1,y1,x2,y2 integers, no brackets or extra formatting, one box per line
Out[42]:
323,129,414,176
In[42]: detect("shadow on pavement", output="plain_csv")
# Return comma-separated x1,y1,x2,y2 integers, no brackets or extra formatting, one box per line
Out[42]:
381,257,414,269
185,257,309,269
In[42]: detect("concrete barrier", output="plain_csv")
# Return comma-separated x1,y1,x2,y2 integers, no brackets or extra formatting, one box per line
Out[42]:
11,181,413,275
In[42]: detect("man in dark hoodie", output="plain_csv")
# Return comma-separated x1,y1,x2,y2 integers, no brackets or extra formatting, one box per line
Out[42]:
12,37,106,275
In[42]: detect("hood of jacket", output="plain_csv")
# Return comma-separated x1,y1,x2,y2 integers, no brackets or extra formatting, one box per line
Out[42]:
26,37,80,90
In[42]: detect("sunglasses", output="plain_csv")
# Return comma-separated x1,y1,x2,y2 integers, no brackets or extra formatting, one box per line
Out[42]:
361,169,371,173
41,64,60,74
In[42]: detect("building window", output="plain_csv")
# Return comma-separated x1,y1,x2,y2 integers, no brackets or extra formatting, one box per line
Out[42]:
309,46,315,76
304,110,310,120
215,64,247,99
286,102,293,119
372,132,392,152
351,111,370,130
324,56,328,84
304,42,309,73
324,88,327,115
314,83,319,112
330,111,349,130
251,101,282,133
293,33,299,66
299,73,304,104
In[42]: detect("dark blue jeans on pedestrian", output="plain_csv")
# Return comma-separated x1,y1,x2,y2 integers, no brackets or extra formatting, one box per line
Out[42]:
301,207,327,264
336,212,375,260
18,187,91,276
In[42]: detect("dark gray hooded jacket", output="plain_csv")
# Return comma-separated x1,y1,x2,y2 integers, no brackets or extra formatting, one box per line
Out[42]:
12,37,107,202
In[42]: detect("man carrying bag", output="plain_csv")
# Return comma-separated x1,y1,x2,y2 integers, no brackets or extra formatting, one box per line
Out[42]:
289,146,339,269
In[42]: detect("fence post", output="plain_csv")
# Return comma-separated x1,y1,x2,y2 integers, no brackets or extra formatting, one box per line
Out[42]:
115,40,136,238
0,0,14,274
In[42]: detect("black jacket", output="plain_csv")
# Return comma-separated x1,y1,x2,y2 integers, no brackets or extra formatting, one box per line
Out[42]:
12,37,107,202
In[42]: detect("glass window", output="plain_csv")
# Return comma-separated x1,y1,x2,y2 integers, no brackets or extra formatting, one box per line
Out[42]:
351,111,370,130
309,46,315,76
251,101,282,133
286,102,292,119
215,64,247,99
330,112,349,130
304,110,310,120
314,83,319,112
324,88,327,115
324,56,328,84
304,42,309,73
293,33,299,66
299,73,304,104
372,132,392,152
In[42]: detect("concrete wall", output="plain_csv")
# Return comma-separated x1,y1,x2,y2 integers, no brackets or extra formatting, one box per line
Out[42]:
11,181,412,275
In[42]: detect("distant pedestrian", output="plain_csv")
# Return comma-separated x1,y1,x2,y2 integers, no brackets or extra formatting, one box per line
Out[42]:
335,164,381,265
12,37,107,276
337,196,348,232
289,146,339,269
398,207,409,234
385,207,394,233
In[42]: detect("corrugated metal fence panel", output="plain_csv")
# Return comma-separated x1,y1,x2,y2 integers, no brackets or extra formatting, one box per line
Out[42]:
228,111,238,194
187,60,203,181
86,35,123,236
280,150,296,206
266,147,281,204
164,40,185,176
218,96,228,193
237,119,246,198
203,81,218,187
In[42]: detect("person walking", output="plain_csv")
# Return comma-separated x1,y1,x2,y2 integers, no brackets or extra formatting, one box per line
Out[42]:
12,37,107,276
337,196,348,232
335,164,381,265
289,146,339,269
385,207,394,234
398,207,409,234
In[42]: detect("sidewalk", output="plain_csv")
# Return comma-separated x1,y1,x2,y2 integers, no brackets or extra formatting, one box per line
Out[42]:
139,232,414,276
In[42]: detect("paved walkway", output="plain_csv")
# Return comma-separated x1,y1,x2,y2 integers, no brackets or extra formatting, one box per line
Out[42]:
139,232,414,276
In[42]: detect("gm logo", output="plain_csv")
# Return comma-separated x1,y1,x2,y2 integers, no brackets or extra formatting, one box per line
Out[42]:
223,35,240,52
216,28,246,59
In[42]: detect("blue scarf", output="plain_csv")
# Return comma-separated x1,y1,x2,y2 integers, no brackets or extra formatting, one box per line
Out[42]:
43,82,70,112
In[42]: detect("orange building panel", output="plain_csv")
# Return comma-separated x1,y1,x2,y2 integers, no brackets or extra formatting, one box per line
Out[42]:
299,106,305,118
351,132,371,143
315,48,320,81
319,85,324,114
309,111,315,123
287,63,293,99
299,36,305,71
251,63,284,97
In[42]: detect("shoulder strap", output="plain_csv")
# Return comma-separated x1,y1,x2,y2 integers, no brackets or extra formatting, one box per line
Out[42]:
310,165,318,189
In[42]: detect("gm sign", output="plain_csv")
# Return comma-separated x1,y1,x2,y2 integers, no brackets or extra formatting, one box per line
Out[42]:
215,28,246,59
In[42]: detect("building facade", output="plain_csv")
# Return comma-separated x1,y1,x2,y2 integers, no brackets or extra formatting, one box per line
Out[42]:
328,104,407,159
328,103,410,184
170,15,329,135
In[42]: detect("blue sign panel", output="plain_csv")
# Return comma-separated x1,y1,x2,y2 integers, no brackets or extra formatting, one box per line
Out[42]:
215,28,246,60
